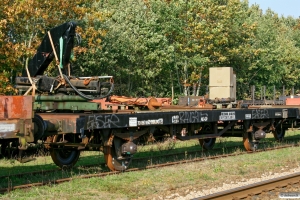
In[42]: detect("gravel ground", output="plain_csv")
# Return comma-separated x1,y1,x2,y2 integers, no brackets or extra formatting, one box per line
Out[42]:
152,166,300,200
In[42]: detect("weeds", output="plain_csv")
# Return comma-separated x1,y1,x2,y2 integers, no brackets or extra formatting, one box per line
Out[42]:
212,164,224,173
1,132,300,199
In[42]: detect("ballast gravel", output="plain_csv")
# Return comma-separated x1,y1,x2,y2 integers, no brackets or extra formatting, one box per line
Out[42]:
153,166,300,200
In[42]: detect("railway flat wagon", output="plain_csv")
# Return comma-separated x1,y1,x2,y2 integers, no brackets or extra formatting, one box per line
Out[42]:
2,85,300,171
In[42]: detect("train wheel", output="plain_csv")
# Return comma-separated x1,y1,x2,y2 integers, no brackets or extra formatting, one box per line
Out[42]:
0,141,8,158
50,135,80,169
199,138,216,150
273,122,286,142
103,143,132,171
50,148,80,169
243,132,258,151
199,124,216,150
32,114,45,142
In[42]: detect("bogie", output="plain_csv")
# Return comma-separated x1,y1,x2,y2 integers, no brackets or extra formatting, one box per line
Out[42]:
103,136,135,171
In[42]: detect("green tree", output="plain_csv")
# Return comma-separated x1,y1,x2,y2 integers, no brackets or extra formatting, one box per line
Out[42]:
246,5,300,98
77,0,177,97
178,0,257,98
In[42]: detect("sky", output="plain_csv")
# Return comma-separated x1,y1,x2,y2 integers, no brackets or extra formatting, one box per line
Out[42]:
248,0,299,18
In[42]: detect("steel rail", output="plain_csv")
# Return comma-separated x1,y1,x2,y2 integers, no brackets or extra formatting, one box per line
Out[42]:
0,139,292,180
1,143,299,194
197,172,300,200
0,144,240,180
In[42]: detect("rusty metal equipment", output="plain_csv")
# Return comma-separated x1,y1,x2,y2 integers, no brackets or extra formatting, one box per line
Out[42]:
15,22,114,100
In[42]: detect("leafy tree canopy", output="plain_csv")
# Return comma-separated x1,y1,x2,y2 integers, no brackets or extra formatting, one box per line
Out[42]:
0,0,300,100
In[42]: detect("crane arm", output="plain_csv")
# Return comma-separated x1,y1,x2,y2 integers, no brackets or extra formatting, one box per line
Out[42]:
22,22,77,77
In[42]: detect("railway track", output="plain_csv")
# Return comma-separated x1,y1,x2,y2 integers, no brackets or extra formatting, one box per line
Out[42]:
1,136,298,179
0,145,237,187
1,142,299,194
0,138,291,180
0,140,245,180
198,172,300,200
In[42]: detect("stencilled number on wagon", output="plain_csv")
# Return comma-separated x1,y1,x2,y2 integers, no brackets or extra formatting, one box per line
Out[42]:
219,112,236,121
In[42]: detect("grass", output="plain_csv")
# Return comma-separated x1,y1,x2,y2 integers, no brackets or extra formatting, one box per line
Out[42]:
0,131,300,199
